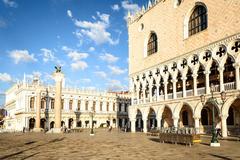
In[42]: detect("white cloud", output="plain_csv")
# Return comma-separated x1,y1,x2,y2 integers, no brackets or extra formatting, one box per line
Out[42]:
2,0,17,8
62,46,89,61
40,48,65,66
9,50,37,64
71,61,88,70
0,73,12,82
85,86,96,90
121,0,140,20
111,4,120,11
96,11,109,24
67,10,72,18
99,53,119,63
108,65,127,75
0,20,6,28
89,47,95,52
106,79,127,91
41,48,55,62
94,71,107,79
72,12,119,45
121,0,140,12
68,51,88,61
81,78,91,83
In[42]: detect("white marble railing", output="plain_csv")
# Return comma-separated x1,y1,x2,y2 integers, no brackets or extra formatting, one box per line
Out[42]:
159,95,164,100
177,91,183,98
197,87,205,95
186,90,193,96
224,82,236,91
167,93,173,99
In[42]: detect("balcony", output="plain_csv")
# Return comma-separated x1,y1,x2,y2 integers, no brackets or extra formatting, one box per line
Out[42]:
132,82,237,106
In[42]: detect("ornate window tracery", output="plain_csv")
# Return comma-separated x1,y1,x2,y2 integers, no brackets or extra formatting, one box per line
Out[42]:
189,5,207,36
147,33,158,56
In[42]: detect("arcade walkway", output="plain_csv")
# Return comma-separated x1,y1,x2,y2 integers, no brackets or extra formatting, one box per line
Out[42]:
0,129,239,160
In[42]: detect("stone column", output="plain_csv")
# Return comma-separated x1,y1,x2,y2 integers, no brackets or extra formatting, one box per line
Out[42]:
130,118,136,133
53,72,64,133
156,84,160,101
218,67,224,92
204,71,210,94
157,117,162,129
136,88,140,104
138,119,141,128
131,91,134,105
221,115,228,137
173,116,179,129
143,117,148,133
149,83,153,102
194,117,200,134
164,81,168,100
122,118,125,128
182,77,187,97
234,63,240,90
172,79,177,99
143,88,146,103
193,74,198,96
34,89,42,132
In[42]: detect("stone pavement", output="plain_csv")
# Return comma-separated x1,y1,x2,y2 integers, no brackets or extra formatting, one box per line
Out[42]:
0,129,239,160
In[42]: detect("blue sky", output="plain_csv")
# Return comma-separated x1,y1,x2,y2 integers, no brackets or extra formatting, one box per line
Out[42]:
0,0,148,105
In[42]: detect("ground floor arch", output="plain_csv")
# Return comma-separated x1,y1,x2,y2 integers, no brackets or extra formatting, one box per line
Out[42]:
40,118,46,129
179,104,194,128
148,108,157,130
226,99,240,136
162,106,173,128
29,118,35,130
50,121,55,129
199,102,221,134
68,118,73,129
135,109,143,132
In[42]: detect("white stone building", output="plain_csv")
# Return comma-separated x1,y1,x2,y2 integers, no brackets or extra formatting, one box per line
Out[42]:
128,0,240,137
4,76,130,132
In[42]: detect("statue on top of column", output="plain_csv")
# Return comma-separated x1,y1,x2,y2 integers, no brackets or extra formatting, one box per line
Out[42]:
54,65,62,73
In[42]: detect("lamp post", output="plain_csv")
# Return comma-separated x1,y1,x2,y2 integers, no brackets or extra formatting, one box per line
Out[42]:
89,107,95,136
200,83,226,147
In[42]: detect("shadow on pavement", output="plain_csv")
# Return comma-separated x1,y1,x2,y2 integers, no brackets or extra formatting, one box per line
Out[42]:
22,152,40,160
148,138,160,143
0,137,65,159
209,153,232,160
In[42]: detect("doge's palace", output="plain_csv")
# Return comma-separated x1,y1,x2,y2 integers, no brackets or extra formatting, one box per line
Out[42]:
128,0,240,137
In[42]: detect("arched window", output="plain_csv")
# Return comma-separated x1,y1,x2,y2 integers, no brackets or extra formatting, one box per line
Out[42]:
147,33,158,56
51,99,55,109
85,101,88,111
189,5,207,36
41,98,45,109
106,102,109,111
61,99,64,110
77,100,81,111
69,100,73,110
100,102,103,111
93,101,96,111
30,97,35,109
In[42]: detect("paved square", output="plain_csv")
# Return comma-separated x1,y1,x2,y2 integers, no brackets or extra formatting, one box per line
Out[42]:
0,129,239,160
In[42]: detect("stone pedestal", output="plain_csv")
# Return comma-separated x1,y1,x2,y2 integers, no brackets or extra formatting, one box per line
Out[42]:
210,143,220,147
51,128,63,133
33,128,43,132
53,72,64,133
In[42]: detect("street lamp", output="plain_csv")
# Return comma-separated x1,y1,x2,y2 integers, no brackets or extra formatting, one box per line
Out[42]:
200,83,226,147
89,107,95,136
